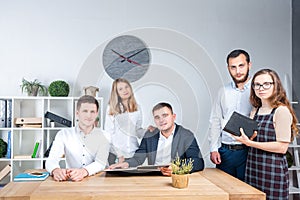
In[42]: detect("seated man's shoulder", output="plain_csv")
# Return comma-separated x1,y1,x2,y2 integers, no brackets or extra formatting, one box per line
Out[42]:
177,125,194,136
144,128,159,138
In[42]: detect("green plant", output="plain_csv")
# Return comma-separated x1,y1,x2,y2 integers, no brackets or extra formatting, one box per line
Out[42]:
286,151,293,168
171,157,194,175
94,116,100,127
48,80,70,97
20,78,47,96
0,138,7,158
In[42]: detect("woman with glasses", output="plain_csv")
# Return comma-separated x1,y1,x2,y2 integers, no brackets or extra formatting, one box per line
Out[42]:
232,68,298,200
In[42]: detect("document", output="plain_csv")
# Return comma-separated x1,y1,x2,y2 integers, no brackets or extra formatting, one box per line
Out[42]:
13,171,50,182
104,164,169,173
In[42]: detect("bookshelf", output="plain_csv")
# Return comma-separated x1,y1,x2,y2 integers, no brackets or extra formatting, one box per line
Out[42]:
0,96,103,184
289,101,300,199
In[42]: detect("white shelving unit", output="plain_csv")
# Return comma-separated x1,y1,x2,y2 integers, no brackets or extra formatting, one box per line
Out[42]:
289,101,300,199
289,136,300,193
0,96,103,184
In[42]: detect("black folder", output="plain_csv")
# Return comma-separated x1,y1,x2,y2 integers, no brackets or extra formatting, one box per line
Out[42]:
223,111,259,137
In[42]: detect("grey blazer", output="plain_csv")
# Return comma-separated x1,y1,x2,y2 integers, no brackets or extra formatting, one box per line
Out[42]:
126,124,204,173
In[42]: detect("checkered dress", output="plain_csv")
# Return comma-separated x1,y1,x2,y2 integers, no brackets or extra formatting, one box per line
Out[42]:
245,108,289,200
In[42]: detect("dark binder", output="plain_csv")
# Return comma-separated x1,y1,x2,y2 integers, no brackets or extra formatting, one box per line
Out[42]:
6,99,12,128
44,111,72,127
0,100,6,128
223,111,259,137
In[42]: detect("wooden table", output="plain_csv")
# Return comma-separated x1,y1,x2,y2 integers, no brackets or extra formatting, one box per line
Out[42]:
0,168,265,200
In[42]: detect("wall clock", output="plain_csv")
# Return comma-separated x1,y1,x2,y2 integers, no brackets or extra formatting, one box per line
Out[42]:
102,35,151,82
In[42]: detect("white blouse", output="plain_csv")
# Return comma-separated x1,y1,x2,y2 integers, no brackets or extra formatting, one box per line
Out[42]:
104,105,145,158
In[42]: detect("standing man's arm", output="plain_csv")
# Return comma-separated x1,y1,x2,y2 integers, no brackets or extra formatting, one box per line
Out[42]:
208,88,224,164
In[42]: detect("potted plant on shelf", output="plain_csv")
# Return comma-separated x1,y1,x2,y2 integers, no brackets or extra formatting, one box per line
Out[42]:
94,116,100,127
48,80,70,97
20,78,47,96
171,157,194,189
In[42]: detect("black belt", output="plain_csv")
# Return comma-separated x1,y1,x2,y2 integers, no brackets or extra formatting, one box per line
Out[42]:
221,143,247,150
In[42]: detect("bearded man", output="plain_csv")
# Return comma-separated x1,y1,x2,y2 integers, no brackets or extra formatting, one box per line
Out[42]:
208,49,252,181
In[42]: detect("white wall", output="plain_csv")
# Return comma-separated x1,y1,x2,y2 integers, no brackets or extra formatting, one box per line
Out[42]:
0,0,292,166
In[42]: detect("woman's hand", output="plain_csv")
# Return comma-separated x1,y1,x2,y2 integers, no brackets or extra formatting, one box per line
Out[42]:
232,128,252,145
147,125,156,132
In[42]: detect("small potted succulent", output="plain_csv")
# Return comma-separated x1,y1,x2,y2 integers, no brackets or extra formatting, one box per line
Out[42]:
171,157,194,189
94,116,100,127
48,80,70,97
20,78,47,96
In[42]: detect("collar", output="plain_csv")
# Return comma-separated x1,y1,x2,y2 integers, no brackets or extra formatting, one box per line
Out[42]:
75,125,95,136
159,124,176,139
230,78,251,91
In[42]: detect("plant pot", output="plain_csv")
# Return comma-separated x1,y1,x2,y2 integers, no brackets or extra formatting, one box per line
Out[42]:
171,174,189,189
28,86,39,96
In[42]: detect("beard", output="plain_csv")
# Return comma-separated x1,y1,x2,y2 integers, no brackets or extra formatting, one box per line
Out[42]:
231,70,249,85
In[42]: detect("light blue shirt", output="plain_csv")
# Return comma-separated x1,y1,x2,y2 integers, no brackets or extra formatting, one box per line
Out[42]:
208,80,252,152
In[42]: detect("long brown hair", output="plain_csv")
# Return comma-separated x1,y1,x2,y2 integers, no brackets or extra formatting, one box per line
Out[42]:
250,69,298,141
108,78,138,115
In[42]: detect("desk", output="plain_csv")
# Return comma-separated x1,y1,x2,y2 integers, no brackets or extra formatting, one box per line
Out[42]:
0,168,265,200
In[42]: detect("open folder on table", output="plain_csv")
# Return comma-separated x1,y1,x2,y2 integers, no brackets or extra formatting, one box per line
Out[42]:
104,164,170,173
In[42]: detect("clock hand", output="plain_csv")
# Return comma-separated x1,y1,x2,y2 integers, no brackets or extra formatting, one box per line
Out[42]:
126,58,142,66
111,49,127,60
121,48,147,62
111,49,142,66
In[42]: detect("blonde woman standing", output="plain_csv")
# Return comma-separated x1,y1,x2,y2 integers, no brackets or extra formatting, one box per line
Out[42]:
104,78,145,165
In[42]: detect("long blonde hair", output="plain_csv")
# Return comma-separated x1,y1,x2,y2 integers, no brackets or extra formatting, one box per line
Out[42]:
108,78,138,115
250,69,299,141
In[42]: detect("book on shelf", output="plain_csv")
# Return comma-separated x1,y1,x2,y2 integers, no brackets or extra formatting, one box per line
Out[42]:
6,99,12,128
0,164,11,181
32,141,41,158
6,131,11,158
13,171,50,182
14,117,42,128
19,124,42,128
14,140,41,159
14,154,32,159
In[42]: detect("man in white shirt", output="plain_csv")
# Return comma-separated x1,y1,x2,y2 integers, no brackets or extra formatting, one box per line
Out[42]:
46,95,109,181
108,102,204,176
208,49,252,181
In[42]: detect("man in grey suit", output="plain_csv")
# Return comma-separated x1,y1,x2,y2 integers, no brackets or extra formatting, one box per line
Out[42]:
108,102,204,176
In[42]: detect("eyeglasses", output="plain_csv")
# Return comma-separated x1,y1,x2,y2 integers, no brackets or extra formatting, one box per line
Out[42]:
252,82,274,90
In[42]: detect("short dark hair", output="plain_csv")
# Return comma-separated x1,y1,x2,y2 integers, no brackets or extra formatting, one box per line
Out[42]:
77,95,99,111
226,49,250,64
152,102,173,114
